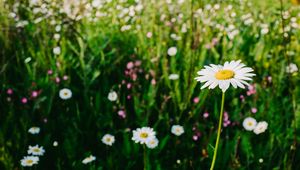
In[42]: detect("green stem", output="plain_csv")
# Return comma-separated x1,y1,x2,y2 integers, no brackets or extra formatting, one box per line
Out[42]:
143,145,147,170
210,92,225,170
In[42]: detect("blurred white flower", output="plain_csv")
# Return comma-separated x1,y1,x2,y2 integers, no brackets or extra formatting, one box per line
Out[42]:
59,88,72,100
28,145,45,156
132,127,156,144
253,121,268,135
146,137,159,149
24,57,32,64
242,117,257,131
101,134,115,146
108,91,118,101
82,155,96,164
20,156,39,167
55,25,61,32
53,141,58,147
171,125,184,136
195,60,255,92
169,74,179,80
54,33,60,40
167,47,177,56
286,63,298,74
28,127,40,134
53,46,61,55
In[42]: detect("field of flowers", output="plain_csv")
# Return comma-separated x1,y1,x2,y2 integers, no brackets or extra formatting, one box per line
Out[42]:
1,0,300,169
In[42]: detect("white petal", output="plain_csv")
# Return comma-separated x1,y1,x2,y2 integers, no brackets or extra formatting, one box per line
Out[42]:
208,81,218,89
230,80,237,88
232,78,245,88
201,80,213,89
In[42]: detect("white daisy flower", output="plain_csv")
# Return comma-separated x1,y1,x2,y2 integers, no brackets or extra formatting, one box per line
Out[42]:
146,137,159,149
108,91,118,101
168,74,179,80
28,127,40,134
195,60,255,92
101,134,115,146
27,145,45,156
82,155,96,164
132,127,156,144
20,156,39,167
253,121,268,135
53,141,58,147
59,88,72,100
171,125,184,136
167,47,177,56
242,117,257,131
286,63,298,74
53,46,61,55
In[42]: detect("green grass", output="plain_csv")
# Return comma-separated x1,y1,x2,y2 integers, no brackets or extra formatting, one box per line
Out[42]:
0,0,300,169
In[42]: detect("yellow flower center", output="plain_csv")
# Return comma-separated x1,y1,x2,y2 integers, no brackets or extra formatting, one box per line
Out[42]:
64,92,68,96
248,122,253,126
33,148,40,152
215,70,235,80
140,132,148,138
106,138,111,142
26,160,33,164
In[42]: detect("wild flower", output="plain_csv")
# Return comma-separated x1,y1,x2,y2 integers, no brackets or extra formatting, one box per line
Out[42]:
132,127,156,144
28,127,40,134
82,155,96,164
108,91,118,101
20,156,39,167
171,125,184,136
242,117,257,131
101,134,115,146
59,88,72,100
27,145,45,156
195,60,255,92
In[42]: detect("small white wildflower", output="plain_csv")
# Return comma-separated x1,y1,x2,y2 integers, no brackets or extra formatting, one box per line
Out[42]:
59,88,72,100
242,117,257,131
53,46,61,55
82,155,96,164
146,137,159,149
20,156,39,167
27,145,45,156
171,125,184,136
101,134,115,146
108,91,118,101
167,47,177,56
253,121,268,135
28,127,40,134
169,74,179,80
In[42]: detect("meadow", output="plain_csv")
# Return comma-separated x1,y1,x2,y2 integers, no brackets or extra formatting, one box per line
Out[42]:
0,0,300,169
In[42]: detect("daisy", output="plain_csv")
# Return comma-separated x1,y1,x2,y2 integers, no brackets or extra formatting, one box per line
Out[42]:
253,121,268,135
168,74,179,80
59,88,72,100
146,137,159,149
242,117,257,131
27,145,45,156
167,47,177,56
53,46,61,55
20,156,39,167
101,134,115,146
195,60,255,92
286,63,298,74
28,127,40,134
82,155,96,164
108,91,118,101
132,127,156,144
171,125,184,136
